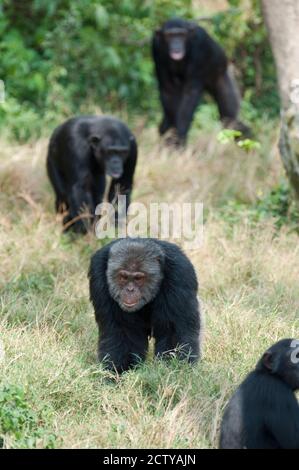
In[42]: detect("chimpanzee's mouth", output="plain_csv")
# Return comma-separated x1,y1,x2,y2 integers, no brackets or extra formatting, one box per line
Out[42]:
123,302,138,309
109,171,122,179
170,51,184,61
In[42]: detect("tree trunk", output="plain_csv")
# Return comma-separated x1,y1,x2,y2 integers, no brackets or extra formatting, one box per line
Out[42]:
262,0,299,200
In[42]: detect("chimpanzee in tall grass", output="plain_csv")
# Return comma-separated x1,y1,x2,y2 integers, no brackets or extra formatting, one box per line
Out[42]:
152,18,249,146
89,238,202,373
47,116,137,234
220,339,299,449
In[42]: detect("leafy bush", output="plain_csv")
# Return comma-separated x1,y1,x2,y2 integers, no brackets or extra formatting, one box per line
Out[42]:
0,0,192,138
0,384,57,448
219,181,299,231
217,129,261,151
0,0,278,140
211,0,279,118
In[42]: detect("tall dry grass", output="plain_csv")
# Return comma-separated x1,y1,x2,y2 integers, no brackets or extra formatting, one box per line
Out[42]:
0,121,298,448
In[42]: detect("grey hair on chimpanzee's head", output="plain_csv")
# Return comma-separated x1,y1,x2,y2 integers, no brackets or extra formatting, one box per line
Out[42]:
106,238,165,312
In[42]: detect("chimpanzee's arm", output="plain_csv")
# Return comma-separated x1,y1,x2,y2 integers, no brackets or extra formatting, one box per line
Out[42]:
176,80,203,144
266,394,299,448
152,241,201,363
98,322,148,373
159,89,182,135
108,136,137,212
153,291,200,363
63,178,95,233
152,35,182,135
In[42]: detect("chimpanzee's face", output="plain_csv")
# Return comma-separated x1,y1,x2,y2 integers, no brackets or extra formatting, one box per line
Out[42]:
106,240,164,313
163,27,188,61
89,135,130,179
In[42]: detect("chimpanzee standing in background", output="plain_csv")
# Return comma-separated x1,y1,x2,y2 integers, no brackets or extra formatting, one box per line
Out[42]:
47,116,137,234
152,18,249,145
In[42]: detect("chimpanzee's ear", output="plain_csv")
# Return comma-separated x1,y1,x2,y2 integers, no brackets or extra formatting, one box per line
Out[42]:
262,352,274,371
88,135,101,149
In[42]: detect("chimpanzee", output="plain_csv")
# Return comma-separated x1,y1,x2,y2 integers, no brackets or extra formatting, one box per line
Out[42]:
220,339,299,449
47,116,137,233
152,18,249,145
89,238,202,373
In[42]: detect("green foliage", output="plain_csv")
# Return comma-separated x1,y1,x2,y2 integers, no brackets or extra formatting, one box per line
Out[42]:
217,129,261,151
237,138,261,152
5,271,55,295
0,0,191,140
0,384,57,448
255,182,299,229
0,0,278,140
219,181,299,231
217,129,242,143
211,0,279,118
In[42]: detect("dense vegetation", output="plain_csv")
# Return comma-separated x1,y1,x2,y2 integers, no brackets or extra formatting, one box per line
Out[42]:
1,0,278,140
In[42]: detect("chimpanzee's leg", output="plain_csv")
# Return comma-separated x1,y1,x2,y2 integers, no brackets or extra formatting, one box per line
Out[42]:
210,71,240,123
46,158,68,213
209,70,251,136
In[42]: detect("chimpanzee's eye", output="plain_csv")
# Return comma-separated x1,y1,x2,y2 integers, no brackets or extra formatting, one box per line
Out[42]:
134,273,145,284
118,272,128,282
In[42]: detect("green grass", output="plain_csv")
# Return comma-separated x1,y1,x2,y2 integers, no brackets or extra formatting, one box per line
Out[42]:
0,119,298,448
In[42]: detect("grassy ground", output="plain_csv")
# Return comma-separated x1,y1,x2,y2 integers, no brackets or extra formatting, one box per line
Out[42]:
0,119,298,448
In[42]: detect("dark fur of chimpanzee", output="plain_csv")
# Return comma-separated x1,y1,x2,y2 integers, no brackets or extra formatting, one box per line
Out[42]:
89,238,201,373
220,339,299,449
47,116,137,233
152,18,248,145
